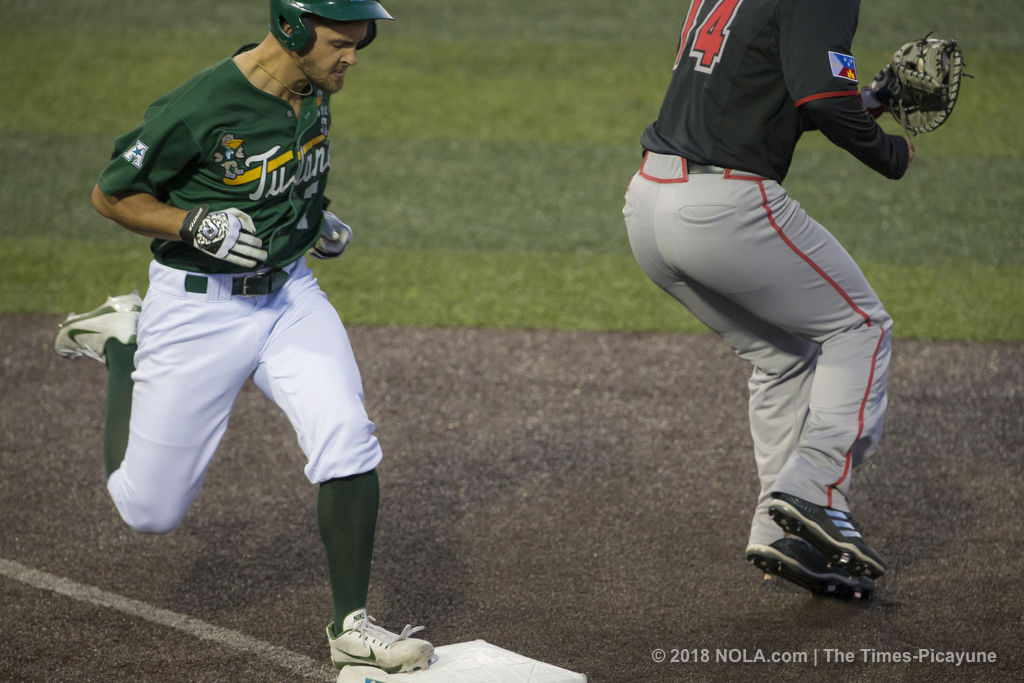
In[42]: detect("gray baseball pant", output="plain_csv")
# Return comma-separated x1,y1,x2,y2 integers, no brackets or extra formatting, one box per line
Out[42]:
623,152,892,548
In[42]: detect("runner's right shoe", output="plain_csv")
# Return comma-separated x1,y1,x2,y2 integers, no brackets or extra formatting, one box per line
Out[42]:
327,609,433,674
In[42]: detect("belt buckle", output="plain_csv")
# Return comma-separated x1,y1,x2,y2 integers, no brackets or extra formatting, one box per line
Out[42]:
239,272,264,297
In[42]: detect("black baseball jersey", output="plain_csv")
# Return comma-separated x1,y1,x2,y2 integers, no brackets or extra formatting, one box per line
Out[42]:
641,0,908,182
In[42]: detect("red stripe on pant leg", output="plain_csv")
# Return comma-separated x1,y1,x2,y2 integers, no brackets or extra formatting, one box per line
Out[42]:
754,182,885,507
756,181,871,325
827,455,851,508
827,325,888,507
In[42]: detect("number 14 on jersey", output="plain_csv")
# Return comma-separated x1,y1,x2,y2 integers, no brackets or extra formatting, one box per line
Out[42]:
674,0,745,73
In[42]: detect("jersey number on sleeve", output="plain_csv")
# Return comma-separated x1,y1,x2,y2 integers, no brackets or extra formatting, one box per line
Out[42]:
674,0,745,74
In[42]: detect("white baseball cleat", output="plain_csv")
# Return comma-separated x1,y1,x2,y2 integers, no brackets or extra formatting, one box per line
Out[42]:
327,608,433,674
54,292,143,363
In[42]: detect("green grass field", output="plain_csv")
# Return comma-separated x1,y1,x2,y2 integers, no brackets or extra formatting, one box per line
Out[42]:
2,1,1022,340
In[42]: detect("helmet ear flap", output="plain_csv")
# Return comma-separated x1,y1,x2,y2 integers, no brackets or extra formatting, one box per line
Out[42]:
271,11,310,51
296,15,316,51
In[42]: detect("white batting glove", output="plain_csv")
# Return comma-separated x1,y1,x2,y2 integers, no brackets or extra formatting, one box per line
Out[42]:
179,206,267,268
308,211,353,260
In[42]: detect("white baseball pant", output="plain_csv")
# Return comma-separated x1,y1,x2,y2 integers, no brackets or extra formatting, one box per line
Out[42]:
107,258,383,533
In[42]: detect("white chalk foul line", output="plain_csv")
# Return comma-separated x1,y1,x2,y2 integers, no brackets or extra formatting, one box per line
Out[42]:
0,557,335,681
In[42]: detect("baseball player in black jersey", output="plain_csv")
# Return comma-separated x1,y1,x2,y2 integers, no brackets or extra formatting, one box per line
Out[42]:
624,0,913,600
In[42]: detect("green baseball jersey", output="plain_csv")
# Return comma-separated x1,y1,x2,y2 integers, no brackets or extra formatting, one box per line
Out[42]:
98,44,332,274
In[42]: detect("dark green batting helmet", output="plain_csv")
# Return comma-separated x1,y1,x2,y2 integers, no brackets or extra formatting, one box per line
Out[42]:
269,0,393,51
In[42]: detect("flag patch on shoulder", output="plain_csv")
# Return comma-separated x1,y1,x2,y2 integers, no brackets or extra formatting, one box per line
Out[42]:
828,51,858,81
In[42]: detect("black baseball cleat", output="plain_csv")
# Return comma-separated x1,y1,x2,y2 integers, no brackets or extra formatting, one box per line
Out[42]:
747,538,874,600
768,492,886,578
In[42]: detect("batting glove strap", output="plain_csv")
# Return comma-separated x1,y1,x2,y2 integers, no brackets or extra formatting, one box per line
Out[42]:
179,204,210,242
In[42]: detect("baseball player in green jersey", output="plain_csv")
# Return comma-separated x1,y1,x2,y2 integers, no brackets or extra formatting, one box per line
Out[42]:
625,0,914,600
54,0,433,674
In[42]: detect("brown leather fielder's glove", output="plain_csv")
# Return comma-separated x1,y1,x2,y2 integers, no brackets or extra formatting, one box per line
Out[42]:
866,36,966,135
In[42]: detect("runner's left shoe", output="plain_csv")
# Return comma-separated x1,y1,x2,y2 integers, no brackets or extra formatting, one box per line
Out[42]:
54,292,143,363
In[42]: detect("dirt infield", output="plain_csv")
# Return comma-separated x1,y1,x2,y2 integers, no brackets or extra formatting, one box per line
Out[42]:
2,315,1022,682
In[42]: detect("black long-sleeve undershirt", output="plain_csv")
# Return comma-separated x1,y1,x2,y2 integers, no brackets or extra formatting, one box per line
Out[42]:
800,95,910,180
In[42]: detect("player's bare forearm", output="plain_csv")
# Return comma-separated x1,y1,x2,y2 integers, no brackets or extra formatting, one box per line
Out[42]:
90,186,187,241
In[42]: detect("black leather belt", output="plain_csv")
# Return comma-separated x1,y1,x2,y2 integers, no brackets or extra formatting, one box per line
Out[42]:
183,269,289,296
231,269,288,296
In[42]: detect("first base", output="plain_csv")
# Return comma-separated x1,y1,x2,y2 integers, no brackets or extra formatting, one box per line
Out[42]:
336,640,587,682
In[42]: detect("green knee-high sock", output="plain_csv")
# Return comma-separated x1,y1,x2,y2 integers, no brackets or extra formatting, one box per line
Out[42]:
318,469,379,634
103,339,136,478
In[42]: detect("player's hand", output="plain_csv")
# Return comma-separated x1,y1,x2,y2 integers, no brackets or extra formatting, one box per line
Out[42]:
179,206,267,268
308,211,353,260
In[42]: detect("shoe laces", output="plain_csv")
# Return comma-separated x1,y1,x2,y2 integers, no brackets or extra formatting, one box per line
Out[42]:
357,615,425,647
